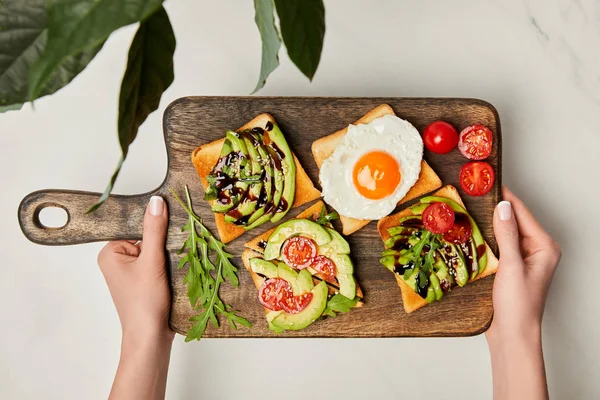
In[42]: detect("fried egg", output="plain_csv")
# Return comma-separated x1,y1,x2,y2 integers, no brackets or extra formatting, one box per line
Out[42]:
319,115,423,220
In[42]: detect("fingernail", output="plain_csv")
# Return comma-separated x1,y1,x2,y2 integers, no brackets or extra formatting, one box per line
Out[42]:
149,196,164,216
498,201,512,221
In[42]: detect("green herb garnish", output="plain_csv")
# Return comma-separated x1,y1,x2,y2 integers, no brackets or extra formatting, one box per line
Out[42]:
322,294,360,317
171,185,251,341
315,205,339,227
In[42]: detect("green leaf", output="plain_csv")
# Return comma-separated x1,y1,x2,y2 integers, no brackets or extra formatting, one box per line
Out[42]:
315,205,339,227
88,6,175,211
274,0,325,80
0,0,103,111
323,294,359,317
28,0,164,101
252,0,281,93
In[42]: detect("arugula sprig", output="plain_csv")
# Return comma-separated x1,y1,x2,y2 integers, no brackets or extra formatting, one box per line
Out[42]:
171,185,251,342
315,205,339,227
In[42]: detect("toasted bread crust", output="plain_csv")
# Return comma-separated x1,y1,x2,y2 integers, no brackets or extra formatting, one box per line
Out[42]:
377,185,499,313
244,200,364,299
311,104,442,235
191,114,320,243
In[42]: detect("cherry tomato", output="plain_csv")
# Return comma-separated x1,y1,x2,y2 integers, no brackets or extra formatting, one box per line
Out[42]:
423,121,459,154
459,161,495,196
422,202,455,234
280,292,313,314
458,125,493,160
258,278,292,311
443,212,473,244
281,236,317,269
310,255,337,283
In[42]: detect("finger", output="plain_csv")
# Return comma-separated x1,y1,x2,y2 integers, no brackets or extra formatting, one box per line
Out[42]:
502,186,550,241
493,200,522,262
140,196,168,262
125,240,138,244
97,240,140,273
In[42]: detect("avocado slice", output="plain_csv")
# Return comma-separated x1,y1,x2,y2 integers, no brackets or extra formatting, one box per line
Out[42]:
244,138,282,230
429,272,443,301
210,131,251,213
441,243,468,287
277,262,301,295
419,196,488,274
249,258,278,279
310,252,356,299
244,130,274,227
320,228,350,254
223,131,264,223
263,219,331,260
264,123,296,223
269,281,328,331
296,269,314,293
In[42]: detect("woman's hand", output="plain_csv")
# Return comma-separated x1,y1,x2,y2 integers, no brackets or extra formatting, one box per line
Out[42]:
487,186,561,400
98,196,173,400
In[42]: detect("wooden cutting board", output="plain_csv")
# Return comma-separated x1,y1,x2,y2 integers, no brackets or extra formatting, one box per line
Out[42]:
19,97,501,337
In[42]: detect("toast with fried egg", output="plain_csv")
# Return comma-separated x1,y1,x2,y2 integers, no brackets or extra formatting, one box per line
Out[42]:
311,104,442,235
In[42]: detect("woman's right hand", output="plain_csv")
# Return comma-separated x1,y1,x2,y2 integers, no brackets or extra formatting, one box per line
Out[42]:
487,186,562,342
486,186,561,400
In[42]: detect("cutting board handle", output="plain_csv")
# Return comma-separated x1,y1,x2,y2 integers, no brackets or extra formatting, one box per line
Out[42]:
18,189,151,246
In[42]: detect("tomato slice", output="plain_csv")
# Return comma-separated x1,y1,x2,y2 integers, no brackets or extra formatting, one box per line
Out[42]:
258,278,292,311
310,255,337,283
423,121,459,154
281,236,317,270
459,161,495,196
458,125,493,160
422,202,455,234
280,292,313,314
443,212,473,244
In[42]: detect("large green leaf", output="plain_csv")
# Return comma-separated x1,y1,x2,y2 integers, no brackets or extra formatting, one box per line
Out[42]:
88,6,175,212
274,0,325,81
252,0,281,93
28,0,164,102
0,0,103,111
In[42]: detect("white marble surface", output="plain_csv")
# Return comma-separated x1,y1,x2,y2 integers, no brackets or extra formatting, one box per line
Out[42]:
2,0,599,398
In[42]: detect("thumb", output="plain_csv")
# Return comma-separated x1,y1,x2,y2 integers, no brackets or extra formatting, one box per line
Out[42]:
140,195,168,262
493,200,521,262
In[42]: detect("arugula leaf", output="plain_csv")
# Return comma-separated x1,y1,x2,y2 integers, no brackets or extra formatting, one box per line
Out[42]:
0,0,103,111
274,0,325,81
28,0,164,101
315,205,339,227
252,0,281,93
88,6,175,212
323,294,359,317
170,185,251,342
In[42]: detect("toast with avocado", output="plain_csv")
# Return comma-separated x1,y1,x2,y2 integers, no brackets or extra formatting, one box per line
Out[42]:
192,113,320,243
242,201,363,332
245,200,364,299
377,185,499,313
311,104,442,235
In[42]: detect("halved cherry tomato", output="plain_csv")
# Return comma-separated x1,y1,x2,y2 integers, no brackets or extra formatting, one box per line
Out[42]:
422,202,455,234
281,236,317,269
458,125,493,160
443,212,473,244
310,255,337,283
258,278,292,311
280,292,313,314
459,161,495,196
423,121,459,154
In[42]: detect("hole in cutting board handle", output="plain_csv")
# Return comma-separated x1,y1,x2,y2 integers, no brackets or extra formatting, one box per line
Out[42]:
35,204,69,229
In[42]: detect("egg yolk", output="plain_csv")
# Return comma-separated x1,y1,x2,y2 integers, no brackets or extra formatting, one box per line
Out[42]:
352,151,401,200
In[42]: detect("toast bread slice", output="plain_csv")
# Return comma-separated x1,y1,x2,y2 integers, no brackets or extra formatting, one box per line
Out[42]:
245,200,364,299
311,104,442,235
191,113,321,243
377,185,499,313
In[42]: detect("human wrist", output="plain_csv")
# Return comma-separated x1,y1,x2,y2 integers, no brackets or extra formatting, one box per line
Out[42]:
121,325,175,356
486,322,542,354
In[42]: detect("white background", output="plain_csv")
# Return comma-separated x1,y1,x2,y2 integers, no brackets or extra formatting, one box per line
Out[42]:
2,0,599,399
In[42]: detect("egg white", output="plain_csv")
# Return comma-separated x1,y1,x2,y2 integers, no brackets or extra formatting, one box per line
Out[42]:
319,115,423,220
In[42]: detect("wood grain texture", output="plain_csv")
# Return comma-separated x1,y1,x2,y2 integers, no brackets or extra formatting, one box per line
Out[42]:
18,97,502,337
